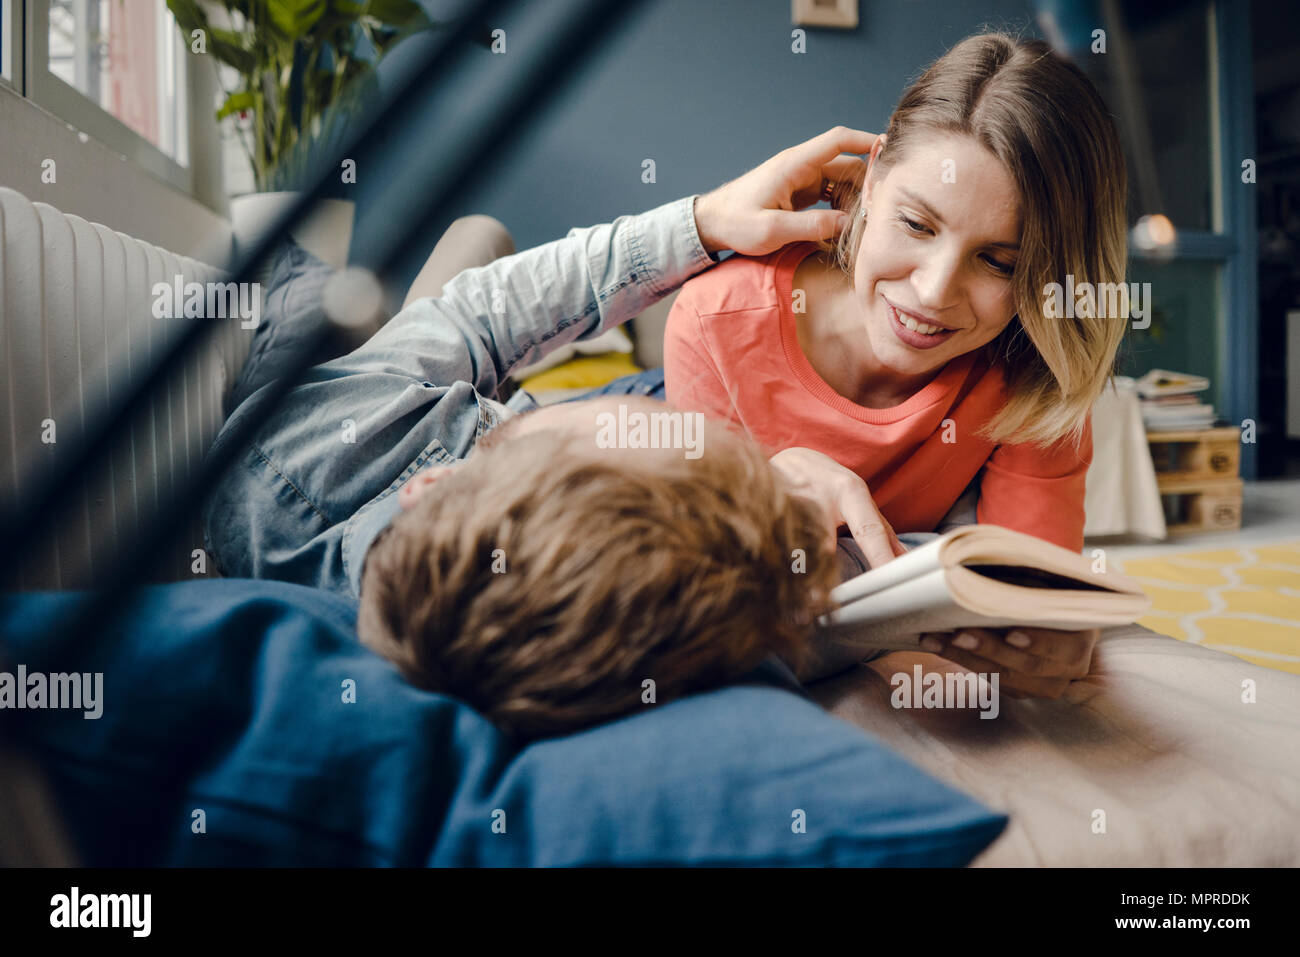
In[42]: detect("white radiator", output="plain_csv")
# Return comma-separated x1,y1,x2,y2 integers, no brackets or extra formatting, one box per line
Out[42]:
0,187,249,589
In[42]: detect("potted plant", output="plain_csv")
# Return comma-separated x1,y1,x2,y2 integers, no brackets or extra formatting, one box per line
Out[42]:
167,0,438,268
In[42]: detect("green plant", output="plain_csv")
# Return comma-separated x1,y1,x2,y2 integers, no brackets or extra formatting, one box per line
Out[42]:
167,0,437,191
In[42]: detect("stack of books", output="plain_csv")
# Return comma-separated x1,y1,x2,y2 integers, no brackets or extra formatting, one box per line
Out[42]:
1136,369,1215,431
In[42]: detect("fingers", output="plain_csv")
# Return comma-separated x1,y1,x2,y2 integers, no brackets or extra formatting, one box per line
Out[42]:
762,208,849,247
926,642,1072,699
919,626,1093,697
769,446,902,565
950,628,1093,679
819,155,868,209
791,155,868,210
821,153,868,184
946,628,1048,676
1000,626,1098,669
837,481,900,570
789,126,880,170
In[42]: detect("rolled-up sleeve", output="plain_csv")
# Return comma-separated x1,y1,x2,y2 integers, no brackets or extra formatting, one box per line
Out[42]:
204,196,718,596
349,195,717,397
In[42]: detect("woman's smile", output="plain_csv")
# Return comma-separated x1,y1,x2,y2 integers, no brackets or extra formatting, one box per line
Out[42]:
883,296,959,350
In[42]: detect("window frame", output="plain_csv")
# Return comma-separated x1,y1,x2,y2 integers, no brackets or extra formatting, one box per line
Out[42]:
1212,0,1257,479
1125,0,1257,478
24,0,192,193
0,0,22,90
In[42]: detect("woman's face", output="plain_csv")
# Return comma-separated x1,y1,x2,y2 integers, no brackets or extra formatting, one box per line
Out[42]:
853,132,1023,376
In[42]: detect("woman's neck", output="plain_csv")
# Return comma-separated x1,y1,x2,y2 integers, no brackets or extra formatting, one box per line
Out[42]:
792,252,941,409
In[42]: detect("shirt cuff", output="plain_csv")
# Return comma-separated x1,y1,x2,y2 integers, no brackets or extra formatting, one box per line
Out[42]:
630,195,719,298
687,195,723,265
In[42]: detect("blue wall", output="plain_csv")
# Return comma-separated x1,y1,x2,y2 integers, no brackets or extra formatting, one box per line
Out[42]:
350,0,1041,295
339,0,1261,474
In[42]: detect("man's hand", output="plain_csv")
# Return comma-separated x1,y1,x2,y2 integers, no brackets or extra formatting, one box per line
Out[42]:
693,126,878,256
918,627,1101,699
769,446,906,570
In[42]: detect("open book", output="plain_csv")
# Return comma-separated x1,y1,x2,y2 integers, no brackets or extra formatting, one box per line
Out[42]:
802,525,1150,680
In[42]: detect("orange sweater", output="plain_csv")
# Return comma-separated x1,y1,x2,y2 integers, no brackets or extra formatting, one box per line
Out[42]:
663,242,1091,552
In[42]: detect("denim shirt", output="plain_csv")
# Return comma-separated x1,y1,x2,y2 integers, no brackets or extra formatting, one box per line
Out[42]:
203,196,717,598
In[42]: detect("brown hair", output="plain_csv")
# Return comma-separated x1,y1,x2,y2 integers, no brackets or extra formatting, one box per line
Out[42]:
833,31,1129,446
357,419,837,742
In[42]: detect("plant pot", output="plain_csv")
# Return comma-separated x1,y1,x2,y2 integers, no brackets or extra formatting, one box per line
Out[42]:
230,192,355,275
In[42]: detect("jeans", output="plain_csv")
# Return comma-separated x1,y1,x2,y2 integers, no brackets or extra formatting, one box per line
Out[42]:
566,366,667,402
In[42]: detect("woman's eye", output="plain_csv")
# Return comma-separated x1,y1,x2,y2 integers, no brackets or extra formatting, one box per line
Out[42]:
897,213,930,234
894,212,1015,276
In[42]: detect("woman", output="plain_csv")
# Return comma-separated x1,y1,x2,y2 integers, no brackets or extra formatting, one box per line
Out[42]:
663,33,1130,693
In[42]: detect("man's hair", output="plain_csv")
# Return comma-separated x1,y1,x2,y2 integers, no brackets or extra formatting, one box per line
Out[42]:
357,420,837,742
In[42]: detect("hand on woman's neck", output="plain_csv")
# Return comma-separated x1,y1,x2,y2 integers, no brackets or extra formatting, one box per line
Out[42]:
793,252,943,409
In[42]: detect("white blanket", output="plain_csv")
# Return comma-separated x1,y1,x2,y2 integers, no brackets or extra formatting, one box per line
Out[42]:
808,625,1300,866
1084,383,1166,539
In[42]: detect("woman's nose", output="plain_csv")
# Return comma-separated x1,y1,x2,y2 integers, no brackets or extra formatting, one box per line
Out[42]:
911,248,963,311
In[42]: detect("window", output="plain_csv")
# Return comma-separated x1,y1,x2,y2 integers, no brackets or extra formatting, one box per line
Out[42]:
1,0,17,85
1069,0,1256,473
1076,0,1219,233
1123,259,1225,414
29,0,190,189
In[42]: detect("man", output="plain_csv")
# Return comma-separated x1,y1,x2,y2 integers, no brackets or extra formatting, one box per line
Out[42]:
204,128,1089,740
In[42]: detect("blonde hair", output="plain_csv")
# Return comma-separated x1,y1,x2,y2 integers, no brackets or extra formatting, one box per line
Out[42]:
833,32,1129,447
357,420,837,742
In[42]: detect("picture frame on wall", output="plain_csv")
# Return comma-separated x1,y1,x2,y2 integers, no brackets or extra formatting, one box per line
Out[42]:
792,0,859,30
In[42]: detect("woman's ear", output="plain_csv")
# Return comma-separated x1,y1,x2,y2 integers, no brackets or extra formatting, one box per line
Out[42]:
862,134,888,208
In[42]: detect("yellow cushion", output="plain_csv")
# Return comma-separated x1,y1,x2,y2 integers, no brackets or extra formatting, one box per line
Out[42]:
521,352,642,393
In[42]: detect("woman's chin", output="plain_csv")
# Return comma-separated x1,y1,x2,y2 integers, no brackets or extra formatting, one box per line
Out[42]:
873,338,951,376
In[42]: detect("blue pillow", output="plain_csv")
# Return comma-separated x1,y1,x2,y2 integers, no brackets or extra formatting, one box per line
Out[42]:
0,580,1006,866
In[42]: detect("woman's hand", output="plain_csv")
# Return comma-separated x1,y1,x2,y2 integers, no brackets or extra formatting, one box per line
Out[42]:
693,126,878,256
769,446,906,569
918,627,1101,699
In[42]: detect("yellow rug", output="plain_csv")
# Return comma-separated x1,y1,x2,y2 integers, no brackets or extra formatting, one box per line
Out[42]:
1114,541,1300,675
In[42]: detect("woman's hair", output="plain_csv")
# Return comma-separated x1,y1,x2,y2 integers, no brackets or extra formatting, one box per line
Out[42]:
357,421,837,743
833,31,1128,447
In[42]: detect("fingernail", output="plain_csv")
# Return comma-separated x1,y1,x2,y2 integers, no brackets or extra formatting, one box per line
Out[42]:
1006,631,1032,649
919,636,943,653
952,632,979,650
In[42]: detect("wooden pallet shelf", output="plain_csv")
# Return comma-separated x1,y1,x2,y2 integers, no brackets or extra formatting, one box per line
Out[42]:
1146,426,1241,483
1156,477,1244,535
1146,427,1243,535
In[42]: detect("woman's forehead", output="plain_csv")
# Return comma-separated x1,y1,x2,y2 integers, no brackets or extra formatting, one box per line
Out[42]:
881,135,1023,236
